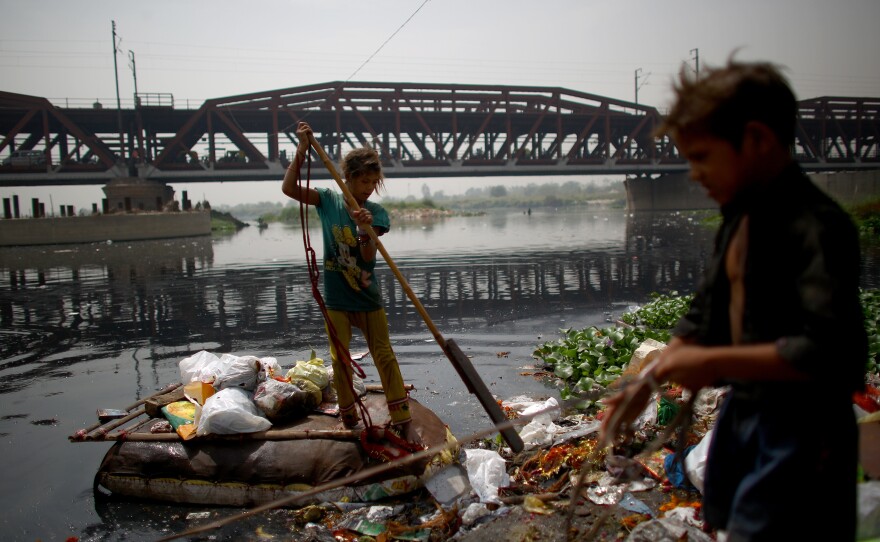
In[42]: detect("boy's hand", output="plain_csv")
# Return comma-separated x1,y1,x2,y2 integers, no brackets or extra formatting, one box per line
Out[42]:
598,377,655,448
655,342,718,391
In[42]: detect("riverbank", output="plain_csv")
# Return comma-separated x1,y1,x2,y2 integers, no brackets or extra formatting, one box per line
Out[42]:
0,210,211,246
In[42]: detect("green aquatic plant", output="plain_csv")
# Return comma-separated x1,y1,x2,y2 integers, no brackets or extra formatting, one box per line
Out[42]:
861,289,880,374
533,292,692,406
533,325,671,405
535,289,880,408
620,292,694,329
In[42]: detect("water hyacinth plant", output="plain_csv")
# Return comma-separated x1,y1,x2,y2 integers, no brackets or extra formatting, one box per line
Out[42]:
619,292,694,329
861,289,880,374
534,289,880,409
533,292,692,407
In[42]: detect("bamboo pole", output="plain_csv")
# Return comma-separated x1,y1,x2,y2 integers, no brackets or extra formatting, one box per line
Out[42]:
77,428,360,443
74,382,181,436
155,405,550,542
306,134,447,348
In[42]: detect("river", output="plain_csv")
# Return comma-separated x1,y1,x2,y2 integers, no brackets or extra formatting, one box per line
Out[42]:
0,206,876,541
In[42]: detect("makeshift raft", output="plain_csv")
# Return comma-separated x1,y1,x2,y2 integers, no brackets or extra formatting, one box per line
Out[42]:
73,385,458,507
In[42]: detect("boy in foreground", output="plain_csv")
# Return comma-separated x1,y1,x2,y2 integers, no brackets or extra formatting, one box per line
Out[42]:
600,60,866,540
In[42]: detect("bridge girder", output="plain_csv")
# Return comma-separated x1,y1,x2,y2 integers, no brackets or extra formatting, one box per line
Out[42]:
0,83,878,185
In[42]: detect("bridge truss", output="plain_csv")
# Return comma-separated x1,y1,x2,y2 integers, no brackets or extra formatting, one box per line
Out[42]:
0,83,878,184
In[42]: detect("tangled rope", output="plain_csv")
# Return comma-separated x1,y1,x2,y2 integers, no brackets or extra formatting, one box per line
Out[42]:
296,154,373,429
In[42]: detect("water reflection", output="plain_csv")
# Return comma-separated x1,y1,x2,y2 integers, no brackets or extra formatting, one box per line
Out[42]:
0,211,719,385
1,208,877,540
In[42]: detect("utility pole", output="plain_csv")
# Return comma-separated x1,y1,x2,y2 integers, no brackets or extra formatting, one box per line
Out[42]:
690,48,700,78
128,49,143,167
111,20,125,163
634,68,650,105
128,50,139,105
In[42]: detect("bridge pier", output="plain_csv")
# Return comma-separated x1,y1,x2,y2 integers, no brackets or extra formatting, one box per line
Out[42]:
625,169,880,211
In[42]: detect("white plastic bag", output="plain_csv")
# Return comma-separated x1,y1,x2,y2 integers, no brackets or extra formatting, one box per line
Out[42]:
257,356,283,383
179,350,220,383
684,429,714,493
324,366,366,402
517,397,562,450
214,354,260,391
463,448,509,504
195,387,271,435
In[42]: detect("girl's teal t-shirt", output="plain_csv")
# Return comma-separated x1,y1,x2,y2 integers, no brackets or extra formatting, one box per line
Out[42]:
315,187,389,312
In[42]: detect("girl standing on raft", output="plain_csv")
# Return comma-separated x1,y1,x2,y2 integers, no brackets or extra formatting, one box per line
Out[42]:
282,121,421,446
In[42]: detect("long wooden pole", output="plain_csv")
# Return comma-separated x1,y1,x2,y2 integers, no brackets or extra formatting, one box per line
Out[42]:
72,428,359,443
155,405,549,542
307,135,445,347
306,135,523,452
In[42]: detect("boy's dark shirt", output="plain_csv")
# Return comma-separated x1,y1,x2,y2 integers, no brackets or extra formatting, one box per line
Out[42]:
672,162,865,538
673,162,866,397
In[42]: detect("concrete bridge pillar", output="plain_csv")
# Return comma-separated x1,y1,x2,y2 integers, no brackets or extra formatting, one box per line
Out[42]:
626,169,880,211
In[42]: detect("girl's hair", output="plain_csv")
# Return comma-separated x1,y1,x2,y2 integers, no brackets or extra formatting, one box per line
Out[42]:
657,58,797,149
342,147,384,190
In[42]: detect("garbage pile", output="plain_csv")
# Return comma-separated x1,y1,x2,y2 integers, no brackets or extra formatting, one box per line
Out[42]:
159,349,352,439
190,339,878,542
88,343,880,541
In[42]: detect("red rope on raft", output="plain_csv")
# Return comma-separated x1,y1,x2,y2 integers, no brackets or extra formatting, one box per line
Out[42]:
296,154,373,429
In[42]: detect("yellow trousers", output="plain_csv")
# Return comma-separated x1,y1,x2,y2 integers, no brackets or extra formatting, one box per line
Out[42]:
325,308,411,426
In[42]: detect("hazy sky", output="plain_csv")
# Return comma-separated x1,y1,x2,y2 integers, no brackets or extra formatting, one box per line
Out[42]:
2,0,879,210
3,0,879,109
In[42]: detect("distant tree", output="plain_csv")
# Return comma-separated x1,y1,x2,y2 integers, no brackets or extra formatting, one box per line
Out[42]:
489,185,508,197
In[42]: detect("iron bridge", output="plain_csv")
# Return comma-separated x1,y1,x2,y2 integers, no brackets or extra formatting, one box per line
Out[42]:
0,82,878,186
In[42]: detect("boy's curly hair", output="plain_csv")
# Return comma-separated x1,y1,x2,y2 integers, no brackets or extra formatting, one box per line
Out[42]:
342,147,384,189
657,58,797,149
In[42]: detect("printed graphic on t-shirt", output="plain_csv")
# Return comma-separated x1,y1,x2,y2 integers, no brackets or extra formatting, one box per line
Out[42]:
325,224,372,290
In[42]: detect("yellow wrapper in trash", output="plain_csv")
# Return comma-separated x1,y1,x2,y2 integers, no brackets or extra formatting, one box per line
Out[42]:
523,495,554,515
162,400,196,430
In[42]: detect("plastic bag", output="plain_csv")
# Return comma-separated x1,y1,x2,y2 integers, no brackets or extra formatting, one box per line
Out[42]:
253,379,313,422
214,354,260,391
684,429,713,493
287,352,330,389
195,387,271,436
289,378,323,408
858,481,880,540
463,448,509,504
324,366,366,403
179,350,221,383
517,397,562,450
257,356,283,383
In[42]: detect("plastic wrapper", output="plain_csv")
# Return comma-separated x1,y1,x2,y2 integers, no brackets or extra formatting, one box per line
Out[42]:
463,448,509,504
289,377,323,408
684,429,713,493
195,387,271,436
324,366,367,403
179,350,221,383
213,354,260,390
253,379,313,422
287,357,330,389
